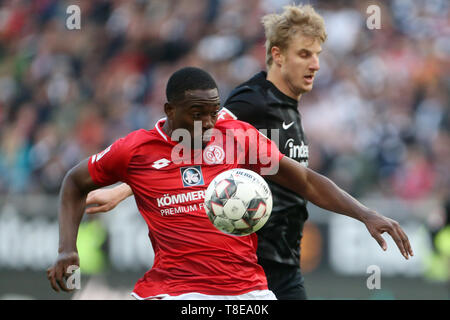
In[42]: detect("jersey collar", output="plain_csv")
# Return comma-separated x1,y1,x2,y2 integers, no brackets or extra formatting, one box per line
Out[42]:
155,118,171,142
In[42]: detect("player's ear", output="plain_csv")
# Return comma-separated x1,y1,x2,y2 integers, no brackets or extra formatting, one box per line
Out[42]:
164,102,175,119
271,46,284,67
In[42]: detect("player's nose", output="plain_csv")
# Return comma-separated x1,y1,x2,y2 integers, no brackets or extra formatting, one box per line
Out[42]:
310,55,320,72
203,116,215,131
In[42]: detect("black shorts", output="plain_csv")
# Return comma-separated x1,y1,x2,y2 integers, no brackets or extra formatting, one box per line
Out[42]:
259,258,307,300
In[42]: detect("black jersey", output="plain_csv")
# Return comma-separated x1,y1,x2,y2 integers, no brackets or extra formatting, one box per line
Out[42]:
224,71,309,266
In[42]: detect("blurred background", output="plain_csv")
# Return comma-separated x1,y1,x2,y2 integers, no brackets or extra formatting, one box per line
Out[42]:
0,0,448,299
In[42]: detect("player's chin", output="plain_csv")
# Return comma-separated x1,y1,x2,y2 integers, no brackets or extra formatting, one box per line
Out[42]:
297,84,313,94
301,81,314,92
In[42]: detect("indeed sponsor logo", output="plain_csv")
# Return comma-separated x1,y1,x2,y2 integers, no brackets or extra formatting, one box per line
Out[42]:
284,139,309,166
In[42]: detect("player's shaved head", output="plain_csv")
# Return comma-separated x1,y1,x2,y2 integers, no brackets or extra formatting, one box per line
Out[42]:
166,67,218,103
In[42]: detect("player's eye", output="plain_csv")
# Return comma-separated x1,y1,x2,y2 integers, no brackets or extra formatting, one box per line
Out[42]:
299,52,310,58
192,113,202,119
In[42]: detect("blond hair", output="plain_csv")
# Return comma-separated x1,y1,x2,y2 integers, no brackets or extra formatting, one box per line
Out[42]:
262,4,327,67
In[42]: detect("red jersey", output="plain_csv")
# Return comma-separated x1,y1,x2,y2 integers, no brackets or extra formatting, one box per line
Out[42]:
88,118,284,298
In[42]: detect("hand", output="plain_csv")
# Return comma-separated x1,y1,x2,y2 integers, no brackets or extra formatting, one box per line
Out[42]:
47,251,80,292
363,211,414,260
85,188,120,214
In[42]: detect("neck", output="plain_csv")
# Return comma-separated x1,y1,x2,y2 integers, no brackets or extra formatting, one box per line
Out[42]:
266,67,302,101
162,120,172,137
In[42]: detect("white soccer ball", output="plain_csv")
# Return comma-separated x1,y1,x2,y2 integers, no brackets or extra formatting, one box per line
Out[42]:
204,169,273,236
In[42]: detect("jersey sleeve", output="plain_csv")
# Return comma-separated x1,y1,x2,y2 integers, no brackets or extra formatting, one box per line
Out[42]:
88,137,132,186
217,107,238,121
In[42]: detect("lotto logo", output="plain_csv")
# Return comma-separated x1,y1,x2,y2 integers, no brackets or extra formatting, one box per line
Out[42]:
152,158,171,169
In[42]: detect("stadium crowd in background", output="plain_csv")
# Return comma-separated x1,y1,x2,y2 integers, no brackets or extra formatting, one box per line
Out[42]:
0,0,448,211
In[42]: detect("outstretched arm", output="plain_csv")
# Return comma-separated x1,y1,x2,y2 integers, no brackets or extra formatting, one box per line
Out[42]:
47,158,101,292
269,156,414,260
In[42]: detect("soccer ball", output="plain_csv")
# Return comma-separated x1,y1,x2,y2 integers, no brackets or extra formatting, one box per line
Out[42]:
204,169,273,236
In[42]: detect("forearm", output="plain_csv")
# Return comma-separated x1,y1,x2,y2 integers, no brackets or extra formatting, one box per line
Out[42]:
302,169,372,222
58,172,88,253
270,157,373,222
57,159,99,252
114,183,133,201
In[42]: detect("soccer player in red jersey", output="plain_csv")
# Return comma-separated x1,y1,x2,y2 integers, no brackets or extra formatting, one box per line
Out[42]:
47,67,413,300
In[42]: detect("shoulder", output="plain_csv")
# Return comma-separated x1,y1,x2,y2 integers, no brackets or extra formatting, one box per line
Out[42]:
120,128,149,143
225,84,266,108
224,72,268,108
215,119,257,131
113,129,156,152
217,107,238,120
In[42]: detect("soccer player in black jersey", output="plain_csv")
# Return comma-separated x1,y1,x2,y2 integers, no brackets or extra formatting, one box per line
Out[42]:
83,5,414,300
220,4,326,299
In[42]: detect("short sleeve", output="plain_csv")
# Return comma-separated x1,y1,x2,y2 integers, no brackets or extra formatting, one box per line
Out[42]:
88,137,131,186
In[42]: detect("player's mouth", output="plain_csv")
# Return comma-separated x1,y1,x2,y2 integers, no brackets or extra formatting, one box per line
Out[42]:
304,74,314,84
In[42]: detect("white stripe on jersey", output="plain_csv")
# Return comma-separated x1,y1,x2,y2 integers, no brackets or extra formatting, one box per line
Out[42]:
218,107,238,120
154,117,169,141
